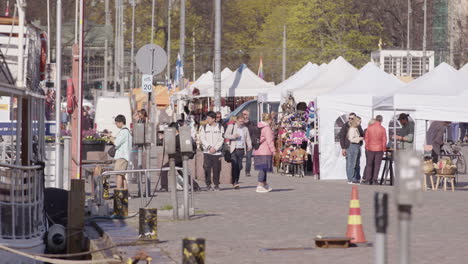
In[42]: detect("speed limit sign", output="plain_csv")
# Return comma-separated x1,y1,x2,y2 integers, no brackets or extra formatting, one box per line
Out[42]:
142,74,153,93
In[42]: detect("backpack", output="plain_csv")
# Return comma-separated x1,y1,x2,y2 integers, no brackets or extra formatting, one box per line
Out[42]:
251,126,264,150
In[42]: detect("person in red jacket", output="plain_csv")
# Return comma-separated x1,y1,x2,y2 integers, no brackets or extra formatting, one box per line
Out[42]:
363,115,387,184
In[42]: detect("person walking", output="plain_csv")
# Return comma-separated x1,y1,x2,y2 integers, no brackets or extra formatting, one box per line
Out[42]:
339,113,364,184
199,111,225,191
243,110,256,177
426,121,451,163
395,113,414,150
459,123,468,143
254,113,276,193
224,114,252,189
107,115,132,190
363,115,387,185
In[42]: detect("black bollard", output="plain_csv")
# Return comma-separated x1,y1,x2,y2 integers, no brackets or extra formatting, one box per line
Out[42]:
103,176,111,200
182,238,205,264
113,189,128,217
139,208,158,240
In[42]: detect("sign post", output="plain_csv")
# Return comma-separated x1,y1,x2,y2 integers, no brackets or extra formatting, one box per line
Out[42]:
135,44,167,199
394,150,422,264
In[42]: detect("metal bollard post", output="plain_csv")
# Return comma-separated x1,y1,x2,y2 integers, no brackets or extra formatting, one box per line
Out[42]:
169,157,179,220
398,205,412,264
139,208,158,240
103,176,110,200
183,238,205,264
375,192,388,264
113,189,129,217
183,156,189,220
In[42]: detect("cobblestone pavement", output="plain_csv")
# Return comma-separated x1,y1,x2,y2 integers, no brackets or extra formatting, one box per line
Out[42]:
122,169,468,264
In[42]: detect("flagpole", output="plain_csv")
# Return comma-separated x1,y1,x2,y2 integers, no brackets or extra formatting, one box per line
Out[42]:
213,0,221,111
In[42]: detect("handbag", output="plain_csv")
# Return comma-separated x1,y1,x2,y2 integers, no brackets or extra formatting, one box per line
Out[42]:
107,145,116,157
223,143,232,163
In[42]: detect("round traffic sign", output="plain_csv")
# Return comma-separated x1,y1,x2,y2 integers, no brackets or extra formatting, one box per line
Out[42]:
135,44,168,75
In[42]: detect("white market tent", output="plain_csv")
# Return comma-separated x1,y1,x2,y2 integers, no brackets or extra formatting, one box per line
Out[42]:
375,63,468,122
189,68,233,97
317,63,405,180
292,57,357,102
221,66,274,97
258,62,320,102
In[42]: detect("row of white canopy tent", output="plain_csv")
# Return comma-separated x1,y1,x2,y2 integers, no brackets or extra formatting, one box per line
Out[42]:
316,61,468,180
176,65,274,98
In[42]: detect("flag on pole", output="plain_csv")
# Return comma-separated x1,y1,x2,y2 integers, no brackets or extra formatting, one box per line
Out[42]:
257,56,264,79
5,1,10,16
174,53,184,87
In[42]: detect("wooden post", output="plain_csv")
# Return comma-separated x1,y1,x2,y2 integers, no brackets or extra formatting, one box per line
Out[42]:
139,208,158,240
113,189,128,217
67,179,85,257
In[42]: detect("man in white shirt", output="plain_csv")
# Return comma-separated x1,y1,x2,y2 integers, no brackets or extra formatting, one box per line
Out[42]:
224,114,252,189
199,111,225,191
108,115,132,190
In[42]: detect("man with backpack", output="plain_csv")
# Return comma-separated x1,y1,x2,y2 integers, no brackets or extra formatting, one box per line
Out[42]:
199,111,225,191
243,110,259,177
106,115,132,190
224,114,252,189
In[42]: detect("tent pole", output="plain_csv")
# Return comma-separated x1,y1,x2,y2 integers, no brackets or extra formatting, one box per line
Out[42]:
393,110,397,150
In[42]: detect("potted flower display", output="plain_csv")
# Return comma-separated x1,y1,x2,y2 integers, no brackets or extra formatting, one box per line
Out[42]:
81,129,108,157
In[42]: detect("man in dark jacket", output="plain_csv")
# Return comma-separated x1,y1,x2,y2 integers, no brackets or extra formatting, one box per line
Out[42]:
426,121,451,163
243,110,257,177
339,113,365,182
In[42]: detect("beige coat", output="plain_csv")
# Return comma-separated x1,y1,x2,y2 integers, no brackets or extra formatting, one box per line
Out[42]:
224,123,252,153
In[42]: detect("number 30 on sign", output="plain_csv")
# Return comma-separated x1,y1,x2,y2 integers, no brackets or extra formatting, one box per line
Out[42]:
142,74,153,93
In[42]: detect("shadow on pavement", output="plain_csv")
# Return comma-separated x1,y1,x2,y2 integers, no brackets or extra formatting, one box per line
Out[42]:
269,188,295,192
190,213,220,220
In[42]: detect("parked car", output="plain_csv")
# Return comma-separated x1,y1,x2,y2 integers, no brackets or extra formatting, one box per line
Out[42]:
224,100,279,124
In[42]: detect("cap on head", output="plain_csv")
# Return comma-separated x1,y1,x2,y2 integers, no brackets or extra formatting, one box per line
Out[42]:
397,113,409,120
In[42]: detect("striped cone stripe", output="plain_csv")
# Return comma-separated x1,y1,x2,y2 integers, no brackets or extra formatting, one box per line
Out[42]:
345,186,367,243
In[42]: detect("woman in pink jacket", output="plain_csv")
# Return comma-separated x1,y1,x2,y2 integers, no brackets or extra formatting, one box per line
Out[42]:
254,113,276,193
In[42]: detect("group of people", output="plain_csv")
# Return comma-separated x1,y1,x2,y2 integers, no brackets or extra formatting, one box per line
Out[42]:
339,112,414,185
199,110,276,193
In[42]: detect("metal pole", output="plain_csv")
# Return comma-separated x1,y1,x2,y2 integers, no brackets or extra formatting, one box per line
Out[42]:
119,0,125,95
77,0,84,178
182,156,189,220
16,0,25,87
47,0,51,63
213,0,221,110
151,0,155,43
398,205,412,264
166,1,172,81
375,193,388,264
55,0,62,189
180,0,186,82
169,157,178,220
192,30,196,81
130,0,135,89
282,24,286,82
422,0,427,74
104,0,109,92
74,0,78,44
114,0,119,93
406,0,411,76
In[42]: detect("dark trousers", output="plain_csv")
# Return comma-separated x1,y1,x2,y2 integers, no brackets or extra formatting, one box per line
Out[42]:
364,150,384,182
258,169,267,182
231,149,245,185
245,149,253,173
460,123,468,142
203,154,221,186
160,161,185,189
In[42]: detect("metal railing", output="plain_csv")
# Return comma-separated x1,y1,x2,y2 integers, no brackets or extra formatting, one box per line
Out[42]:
0,163,45,240
93,167,186,208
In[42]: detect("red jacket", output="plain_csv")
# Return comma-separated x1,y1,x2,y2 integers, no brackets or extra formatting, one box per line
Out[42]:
364,122,387,152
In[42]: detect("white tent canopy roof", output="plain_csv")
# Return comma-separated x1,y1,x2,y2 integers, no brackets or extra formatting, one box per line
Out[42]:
278,62,319,98
222,66,274,97
191,68,234,96
327,62,404,96
375,62,468,122
292,57,357,102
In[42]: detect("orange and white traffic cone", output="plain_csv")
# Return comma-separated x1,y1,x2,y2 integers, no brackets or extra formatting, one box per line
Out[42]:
346,185,367,243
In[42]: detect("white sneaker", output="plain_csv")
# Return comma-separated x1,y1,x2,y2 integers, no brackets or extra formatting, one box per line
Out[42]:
256,186,269,193
347,181,353,184
264,184,273,192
